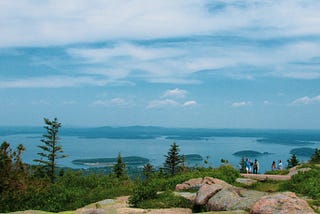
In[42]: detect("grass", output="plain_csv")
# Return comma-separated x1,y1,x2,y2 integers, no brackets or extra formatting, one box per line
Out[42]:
135,191,192,209
246,180,285,193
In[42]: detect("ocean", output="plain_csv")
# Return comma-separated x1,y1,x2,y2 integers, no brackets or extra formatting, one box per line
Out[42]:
1,126,320,173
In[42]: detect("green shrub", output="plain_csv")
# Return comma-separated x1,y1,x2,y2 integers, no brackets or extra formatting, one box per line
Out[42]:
129,181,158,207
135,191,192,209
281,168,320,200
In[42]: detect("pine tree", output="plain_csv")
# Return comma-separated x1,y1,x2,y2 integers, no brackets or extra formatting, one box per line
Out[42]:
34,118,66,183
143,163,154,179
287,153,299,169
239,157,246,173
164,142,184,176
113,153,127,178
310,148,320,163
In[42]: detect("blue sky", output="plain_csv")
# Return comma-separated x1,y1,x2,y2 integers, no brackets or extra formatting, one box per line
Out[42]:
0,0,320,128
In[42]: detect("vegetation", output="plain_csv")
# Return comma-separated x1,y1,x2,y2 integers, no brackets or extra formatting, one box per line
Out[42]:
164,142,184,175
0,142,28,197
239,157,246,173
142,163,154,179
287,153,299,169
113,153,127,178
310,148,320,163
34,118,67,183
281,165,320,206
0,170,134,212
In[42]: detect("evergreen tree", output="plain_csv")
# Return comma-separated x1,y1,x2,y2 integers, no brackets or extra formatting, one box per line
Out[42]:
239,157,246,173
310,148,320,163
164,142,184,176
142,163,154,179
34,118,66,183
113,153,127,178
287,153,299,169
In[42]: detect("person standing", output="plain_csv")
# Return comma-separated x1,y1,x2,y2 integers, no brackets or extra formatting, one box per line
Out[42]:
245,158,251,174
278,160,283,170
271,161,276,170
253,159,259,174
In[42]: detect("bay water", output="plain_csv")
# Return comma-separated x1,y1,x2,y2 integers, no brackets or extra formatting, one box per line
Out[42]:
1,127,320,173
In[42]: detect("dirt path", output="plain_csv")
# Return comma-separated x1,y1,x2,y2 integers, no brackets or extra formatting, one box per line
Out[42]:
240,173,291,181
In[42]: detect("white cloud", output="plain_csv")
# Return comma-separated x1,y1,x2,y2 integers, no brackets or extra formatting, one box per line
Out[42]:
68,43,183,63
1,0,320,47
183,100,197,107
92,98,130,107
146,99,179,109
263,100,271,105
162,88,187,99
0,76,109,88
231,101,252,107
291,95,320,105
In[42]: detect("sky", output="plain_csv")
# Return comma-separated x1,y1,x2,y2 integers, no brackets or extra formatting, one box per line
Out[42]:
0,0,320,129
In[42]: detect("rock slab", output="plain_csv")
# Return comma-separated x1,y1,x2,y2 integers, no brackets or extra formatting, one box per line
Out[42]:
250,192,315,214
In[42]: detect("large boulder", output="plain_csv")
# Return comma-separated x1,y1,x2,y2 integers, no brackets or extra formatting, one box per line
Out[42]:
250,192,315,214
175,177,232,191
206,188,242,211
175,178,203,191
194,183,223,205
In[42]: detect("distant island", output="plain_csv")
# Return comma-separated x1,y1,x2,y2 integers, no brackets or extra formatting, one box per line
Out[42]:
72,154,203,167
233,150,271,157
290,147,316,157
72,156,149,167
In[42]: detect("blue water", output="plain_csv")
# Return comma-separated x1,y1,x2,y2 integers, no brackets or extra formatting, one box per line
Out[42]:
1,127,320,173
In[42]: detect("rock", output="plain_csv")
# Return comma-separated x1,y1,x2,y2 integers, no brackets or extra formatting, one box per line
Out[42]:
250,192,315,214
175,178,203,191
235,189,267,211
76,207,107,214
175,183,191,191
175,177,232,191
236,178,258,186
174,191,197,201
195,184,223,205
288,167,311,177
147,208,192,214
207,188,242,211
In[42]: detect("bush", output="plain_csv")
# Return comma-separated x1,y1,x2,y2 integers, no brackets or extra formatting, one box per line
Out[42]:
135,191,192,209
281,168,320,201
129,181,158,207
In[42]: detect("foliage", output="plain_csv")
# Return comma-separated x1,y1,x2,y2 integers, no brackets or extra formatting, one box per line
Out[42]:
247,180,285,193
287,153,299,169
164,142,184,176
281,167,320,205
143,163,154,179
134,191,192,209
0,170,134,213
239,157,246,173
0,141,28,196
129,180,158,207
113,153,127,178
310,148,320,163
34,118,67,183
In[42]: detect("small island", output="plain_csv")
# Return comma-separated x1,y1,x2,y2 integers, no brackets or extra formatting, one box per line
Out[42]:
233,150,271,157
72,156,149,167
290,147,316,157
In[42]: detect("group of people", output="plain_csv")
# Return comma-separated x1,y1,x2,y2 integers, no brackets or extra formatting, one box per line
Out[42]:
245,158,259,174
271,160,283,170
244,159,283,174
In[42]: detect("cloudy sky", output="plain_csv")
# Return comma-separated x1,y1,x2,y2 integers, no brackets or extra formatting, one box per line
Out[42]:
1,0,320,128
